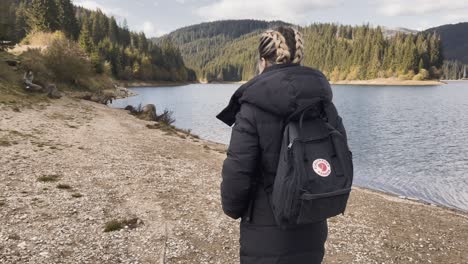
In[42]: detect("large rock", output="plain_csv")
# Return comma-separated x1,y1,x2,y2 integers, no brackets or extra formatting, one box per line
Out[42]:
24,82,44,93
115,87,129,98
139,104,157,121
90,94,115,105
46,84,62,99
5,60,19,67
124,105,135,112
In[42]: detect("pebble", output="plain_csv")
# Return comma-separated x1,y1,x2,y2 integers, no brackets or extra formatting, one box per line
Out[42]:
17,241,27,249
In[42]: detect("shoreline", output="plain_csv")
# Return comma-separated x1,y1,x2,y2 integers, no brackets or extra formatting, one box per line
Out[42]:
331,78,444,86
116,78,449,88
118,81,196,88
352,186,467,215
1,97,467,263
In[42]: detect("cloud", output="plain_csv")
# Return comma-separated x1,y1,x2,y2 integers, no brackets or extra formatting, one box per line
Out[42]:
140,21,167,37
73,0,130,18
377,0,468,17
195,0,339,24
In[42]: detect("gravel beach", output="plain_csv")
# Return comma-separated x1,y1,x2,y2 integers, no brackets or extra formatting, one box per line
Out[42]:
1,98,467,264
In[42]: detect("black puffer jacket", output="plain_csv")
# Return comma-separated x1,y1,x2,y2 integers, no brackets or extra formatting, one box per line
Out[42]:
217,63,343,264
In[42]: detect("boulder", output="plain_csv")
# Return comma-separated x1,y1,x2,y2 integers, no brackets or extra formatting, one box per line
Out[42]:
46,84,62,99
115,87,129,98
5,60,19,67
124,105,135,112
90,94,115,105
24,83,44,93
140,104,157,121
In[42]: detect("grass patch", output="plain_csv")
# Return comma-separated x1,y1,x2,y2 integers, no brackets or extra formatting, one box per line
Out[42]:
0,51,50,106
104,218,140,232
71,193,83,198
104,220,124,232
7,234,20,240
0,139,12,147
37,174,61,182
56,183,72,190
146,122,200,141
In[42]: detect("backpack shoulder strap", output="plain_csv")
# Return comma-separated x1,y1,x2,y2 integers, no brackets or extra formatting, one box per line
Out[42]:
323,102,348,141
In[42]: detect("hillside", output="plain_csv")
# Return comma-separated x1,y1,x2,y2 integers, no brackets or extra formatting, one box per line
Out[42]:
0,0,194,83
153,20,290,81
157,20,444,82
426,22,468,64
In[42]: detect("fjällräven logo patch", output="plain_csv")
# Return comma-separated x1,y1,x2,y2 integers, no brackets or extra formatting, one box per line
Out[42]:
312,159,331,177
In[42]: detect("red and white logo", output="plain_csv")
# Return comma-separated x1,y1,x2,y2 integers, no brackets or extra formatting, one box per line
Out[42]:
312,159,331,177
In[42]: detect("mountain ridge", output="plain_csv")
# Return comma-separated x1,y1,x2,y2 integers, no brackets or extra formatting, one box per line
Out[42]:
425,22,468,64
154,19,449,82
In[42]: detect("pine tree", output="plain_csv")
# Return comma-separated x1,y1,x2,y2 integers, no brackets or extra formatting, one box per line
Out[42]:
28,0,60,32
0,0,16,41
108,17,119,43
429,33,443,68
78,16,93,54
14,1,29,42
56,0,79,39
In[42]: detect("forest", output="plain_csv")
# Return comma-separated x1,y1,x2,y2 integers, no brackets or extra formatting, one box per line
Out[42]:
159,22,442,82
159,20,466,82
425,22,468,80
0,0,195,82
2,3,466,83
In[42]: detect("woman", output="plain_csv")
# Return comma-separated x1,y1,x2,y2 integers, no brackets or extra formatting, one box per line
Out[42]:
217,27,346,263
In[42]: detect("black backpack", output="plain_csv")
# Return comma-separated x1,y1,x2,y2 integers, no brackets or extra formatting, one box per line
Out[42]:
270,100,353,227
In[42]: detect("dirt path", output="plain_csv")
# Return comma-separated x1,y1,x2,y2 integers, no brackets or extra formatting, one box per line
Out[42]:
1,98,467,264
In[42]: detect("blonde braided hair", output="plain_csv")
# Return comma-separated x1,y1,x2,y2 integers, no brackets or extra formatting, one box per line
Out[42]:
259,27,304,65
292,28,304,64
260,30,291,64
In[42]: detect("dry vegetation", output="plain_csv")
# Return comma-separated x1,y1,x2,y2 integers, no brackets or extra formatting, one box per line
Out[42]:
1,32,116,110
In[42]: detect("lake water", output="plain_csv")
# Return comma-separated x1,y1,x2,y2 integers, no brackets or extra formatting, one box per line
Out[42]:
112,81,468,212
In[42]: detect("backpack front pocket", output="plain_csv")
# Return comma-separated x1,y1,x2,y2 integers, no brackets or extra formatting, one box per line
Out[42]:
297,189,351,224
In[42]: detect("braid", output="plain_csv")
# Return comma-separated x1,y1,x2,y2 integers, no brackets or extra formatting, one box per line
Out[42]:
260,30,291,64
292,28,304,64
274,31,291,64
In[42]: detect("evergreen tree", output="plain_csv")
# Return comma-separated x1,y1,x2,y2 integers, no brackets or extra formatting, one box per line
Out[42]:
0,0,16,41
429,33,443,68
56,0,79,39
14,1,29,42
108,17,119,43
28,0,60,32
78,16,93,54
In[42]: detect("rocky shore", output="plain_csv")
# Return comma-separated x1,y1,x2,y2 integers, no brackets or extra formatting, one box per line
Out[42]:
0,98,467,264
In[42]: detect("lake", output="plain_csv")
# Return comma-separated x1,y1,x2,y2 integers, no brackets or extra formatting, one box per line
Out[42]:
111,81,468,212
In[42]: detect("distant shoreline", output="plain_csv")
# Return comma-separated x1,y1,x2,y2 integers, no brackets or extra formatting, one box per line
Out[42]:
118,81,196,88
118,78,447,88
331,78,444,86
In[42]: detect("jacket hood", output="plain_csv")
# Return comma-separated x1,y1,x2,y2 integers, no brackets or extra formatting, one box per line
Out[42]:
217,64,333,126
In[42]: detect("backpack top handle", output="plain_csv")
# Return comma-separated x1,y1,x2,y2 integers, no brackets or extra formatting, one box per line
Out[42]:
298,99,325,129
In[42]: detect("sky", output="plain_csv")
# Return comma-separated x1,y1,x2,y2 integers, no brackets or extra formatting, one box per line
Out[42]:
72,0,468,37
